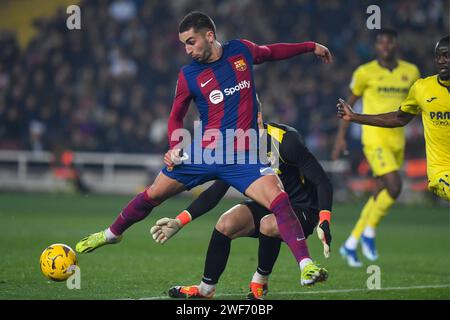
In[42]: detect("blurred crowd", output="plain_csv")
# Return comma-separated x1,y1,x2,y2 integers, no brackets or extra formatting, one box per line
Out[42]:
0,0,448,161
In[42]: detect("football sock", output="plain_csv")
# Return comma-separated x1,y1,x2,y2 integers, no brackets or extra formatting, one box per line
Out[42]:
367,189,395,229
349,196,375,241
198,281,216,297
109,190,159,236
344,236,359,250
363,226,376,238
252,271,269,285
257,233,281,277
270,192,310,263
299,258,313,271
202,228,231,285
105,227,120,242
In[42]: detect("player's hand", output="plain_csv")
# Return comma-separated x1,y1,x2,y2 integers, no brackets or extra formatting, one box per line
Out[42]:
331,136,349,161
150,217,182,244
316,211,332,258
314,43,333,64
164,149,181,167
337,98,355,121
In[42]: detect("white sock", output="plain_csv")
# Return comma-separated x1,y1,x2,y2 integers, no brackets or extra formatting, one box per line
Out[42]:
363,226,376,238
105,228,120,242
252,271,269,285
345,236,359,250
299,258,313,271
198,281,216,297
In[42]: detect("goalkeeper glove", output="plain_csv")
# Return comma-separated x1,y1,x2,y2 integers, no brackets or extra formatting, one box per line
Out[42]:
150,210,192,244
316,210,332,258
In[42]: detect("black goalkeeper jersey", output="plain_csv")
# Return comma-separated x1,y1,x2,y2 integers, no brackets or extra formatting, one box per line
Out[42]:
262,122,319,210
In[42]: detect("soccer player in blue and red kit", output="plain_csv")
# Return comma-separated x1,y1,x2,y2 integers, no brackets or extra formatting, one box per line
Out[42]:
76,11,333,284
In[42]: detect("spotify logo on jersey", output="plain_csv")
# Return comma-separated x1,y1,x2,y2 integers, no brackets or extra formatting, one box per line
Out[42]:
209,90,224,104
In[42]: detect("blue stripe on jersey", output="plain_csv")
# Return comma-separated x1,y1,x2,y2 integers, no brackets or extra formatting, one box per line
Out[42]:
212,59,238,133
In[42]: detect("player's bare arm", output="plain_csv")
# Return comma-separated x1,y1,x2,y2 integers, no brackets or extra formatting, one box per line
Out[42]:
337,98,415,128
331,94,360,160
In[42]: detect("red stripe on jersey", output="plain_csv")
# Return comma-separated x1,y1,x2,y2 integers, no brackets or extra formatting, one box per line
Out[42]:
168,71,192,149
228,55,255,150
197,69,224,148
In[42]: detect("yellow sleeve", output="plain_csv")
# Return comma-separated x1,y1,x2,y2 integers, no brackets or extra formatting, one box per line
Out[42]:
349,66,367,96
399,80,420,115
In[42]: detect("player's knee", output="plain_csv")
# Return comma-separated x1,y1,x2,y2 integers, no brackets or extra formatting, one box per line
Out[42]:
249,175,285,209
260,215,279,238
215,215,238,239
387,180,402,199
145,185,164,204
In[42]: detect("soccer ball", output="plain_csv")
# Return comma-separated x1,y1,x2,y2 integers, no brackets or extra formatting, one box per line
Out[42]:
39,243,78,281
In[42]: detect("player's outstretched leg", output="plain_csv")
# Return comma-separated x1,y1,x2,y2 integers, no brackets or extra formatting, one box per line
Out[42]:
76,173,185,253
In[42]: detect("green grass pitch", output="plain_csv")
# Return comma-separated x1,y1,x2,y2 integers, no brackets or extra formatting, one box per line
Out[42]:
0,192,449,300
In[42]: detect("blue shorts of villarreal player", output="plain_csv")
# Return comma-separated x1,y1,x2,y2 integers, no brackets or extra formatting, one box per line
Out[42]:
161,142,274,194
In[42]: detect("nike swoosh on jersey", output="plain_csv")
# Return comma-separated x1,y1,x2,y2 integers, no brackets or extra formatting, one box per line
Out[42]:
259,167,273,175
426,97,437,102
201,78,213,87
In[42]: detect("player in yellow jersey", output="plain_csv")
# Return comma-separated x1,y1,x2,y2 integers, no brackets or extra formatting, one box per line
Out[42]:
332,30,421,267
337,35,449,201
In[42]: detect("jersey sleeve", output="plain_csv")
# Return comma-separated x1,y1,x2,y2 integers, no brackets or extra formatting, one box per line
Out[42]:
399,80,420,115
349,66,367,97
167,70,192,149
240,39,315,65
186,180,231,220
279,131,333,211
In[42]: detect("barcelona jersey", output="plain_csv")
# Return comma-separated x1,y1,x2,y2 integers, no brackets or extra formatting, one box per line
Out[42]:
169,39,260,151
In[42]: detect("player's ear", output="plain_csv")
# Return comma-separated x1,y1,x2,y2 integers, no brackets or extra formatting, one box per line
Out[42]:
205,30,215,43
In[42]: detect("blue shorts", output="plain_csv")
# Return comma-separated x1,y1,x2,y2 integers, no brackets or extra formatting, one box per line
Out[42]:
161,144,274,194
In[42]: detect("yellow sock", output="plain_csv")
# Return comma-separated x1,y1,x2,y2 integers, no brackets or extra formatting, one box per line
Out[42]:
366,189,395,228
350,196,375,240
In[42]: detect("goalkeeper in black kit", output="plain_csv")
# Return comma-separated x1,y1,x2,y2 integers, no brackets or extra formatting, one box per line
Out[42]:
151,110,334,300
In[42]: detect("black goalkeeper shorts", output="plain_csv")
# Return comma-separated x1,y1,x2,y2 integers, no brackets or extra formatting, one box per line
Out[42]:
241,200,319,239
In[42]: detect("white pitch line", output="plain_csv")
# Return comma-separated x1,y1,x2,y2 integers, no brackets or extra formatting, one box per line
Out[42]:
133,284,450,300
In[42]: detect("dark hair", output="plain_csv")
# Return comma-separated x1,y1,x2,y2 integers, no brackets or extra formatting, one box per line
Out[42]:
437,35,450,47
179,11,216,38
376,29,398,40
